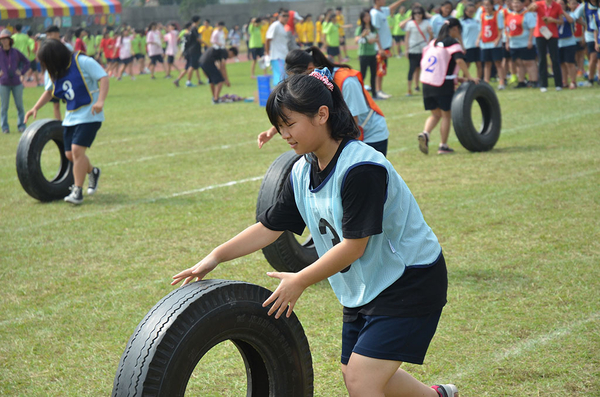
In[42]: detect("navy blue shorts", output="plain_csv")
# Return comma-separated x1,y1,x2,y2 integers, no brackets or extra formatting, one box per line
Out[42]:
120,56,134,65
393,35,405,43
167,55,175,64
63,122,102,149
250,47,264,60
575,41,585,51
586,41,597,55
510,46,537,61
327,46,341,57
502,46,511,59
201,61,224,85
480,47,503,62
134,53,144,60
559,44,576,64
423,94,453,112
185,53,200,70
341,309,443,365
149,54,163,65
465,47,480,63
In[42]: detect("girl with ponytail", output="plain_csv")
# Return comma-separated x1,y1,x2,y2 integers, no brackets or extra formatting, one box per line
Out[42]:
173,68,457,397
258,46,390,156
418,18,479,155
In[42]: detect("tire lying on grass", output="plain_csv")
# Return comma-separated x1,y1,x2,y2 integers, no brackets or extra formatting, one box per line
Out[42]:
112,279,314,397
451,81,502,152
256,150,318,273
16,119,73,201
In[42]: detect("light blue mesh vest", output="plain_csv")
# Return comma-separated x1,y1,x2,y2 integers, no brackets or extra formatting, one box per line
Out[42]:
291,140,442,307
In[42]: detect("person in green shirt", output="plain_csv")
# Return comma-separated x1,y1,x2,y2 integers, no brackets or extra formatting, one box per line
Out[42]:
355,10,380,95
83,30,96,59
24,31,41,86
323,14,341,62
248,17,265,78
132,29,148,75
11,25,30,60
391,6,411,57
94,30,103,62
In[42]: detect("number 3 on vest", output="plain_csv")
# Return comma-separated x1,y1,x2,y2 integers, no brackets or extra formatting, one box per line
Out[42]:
62,80,75,100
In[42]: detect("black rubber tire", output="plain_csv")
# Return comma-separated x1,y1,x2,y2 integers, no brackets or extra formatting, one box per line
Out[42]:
112,279,314,397
256,151,318,273
451,81,502,152
16,119,73,201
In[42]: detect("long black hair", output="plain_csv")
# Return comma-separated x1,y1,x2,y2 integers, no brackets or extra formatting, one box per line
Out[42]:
411,6,428,19
285,46,351,75
266,72,360,141
435,17,462,44
37,39,72,81
359,9,375,33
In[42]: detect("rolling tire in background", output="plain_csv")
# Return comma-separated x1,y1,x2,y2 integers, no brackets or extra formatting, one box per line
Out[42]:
16,119,73,201
256,151,318,273
451,81,502,152
112,279,314,397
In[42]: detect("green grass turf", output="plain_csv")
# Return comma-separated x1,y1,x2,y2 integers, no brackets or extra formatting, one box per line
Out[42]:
0,52,599,396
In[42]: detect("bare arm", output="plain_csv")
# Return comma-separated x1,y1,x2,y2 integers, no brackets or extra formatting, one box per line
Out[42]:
172,222,284,286
257,125,278,148
92,76,109,115
263,236,369,318
24,90,53,123
389,0,407,14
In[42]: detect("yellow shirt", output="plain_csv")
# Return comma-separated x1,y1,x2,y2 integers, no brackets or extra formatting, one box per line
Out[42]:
305,21,315,43
260,23,269,44
198,25,214,46
296,21,305,42
316,21,323,43
336,14,346,36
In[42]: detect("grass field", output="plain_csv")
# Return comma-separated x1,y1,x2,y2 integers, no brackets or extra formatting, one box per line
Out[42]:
1,52,599,396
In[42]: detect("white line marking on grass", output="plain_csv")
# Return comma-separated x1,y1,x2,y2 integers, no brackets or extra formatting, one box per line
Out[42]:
447,312,600,382
99,140,257,167
1,176,264,233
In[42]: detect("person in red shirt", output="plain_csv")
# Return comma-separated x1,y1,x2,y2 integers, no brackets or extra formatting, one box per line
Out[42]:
99,30,118,77
74,28,87,54
528,0,567,91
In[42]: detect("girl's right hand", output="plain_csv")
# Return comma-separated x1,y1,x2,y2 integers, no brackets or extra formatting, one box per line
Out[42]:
171,254,219,286
24,109,37,124
469,76,480,84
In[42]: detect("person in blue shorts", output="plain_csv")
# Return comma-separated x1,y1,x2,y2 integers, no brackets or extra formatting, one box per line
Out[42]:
25,39,108,205
505,0,538,88
172,68,458,397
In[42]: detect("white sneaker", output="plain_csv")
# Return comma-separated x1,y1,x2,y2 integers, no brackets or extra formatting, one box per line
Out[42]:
497,85,505,90
64,185,83,205
87,167,101,195
377,90,392,99
364,85,371,91
555,86,562,91
432,384,459,397
540,87,548,93
580,81,593,87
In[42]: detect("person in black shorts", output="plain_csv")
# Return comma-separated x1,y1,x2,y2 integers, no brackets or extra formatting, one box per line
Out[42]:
174,16,203,88
418,18,479,155
199,46,238,103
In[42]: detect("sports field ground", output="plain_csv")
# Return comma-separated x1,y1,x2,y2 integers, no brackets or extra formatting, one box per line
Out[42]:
0,53,599,396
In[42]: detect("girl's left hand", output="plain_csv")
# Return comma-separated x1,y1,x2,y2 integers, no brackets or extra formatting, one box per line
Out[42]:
92,101,104,115
262,272,307,319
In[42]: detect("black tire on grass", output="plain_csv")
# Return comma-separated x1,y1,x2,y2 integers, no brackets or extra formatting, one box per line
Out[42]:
112,279,314,397
451,81,502,152
256,151,319,273
16,119,73,201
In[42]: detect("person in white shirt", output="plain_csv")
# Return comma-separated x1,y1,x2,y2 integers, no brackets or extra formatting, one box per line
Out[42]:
146,22,163,79
266,10,291,84
164,23,180,78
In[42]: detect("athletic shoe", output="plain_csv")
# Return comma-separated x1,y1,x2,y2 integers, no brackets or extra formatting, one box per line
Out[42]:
173,79,180,87
364,85,371,91
555,86,562,91
2,129,9,134
198,80,205,85
185,81,196,88
497,85,505,90
164,75,172,79
18,126,25,133
437,144,455,155
144,67,151,74
87,167,101,195
540,87,548,93
513,82,527,89
150,76,156,80
415,86,420,92
64,185,83,205
569,82,576,90
212,98,221,105
580,81,593,87
418,132,429,155
432,384,459,397
377,91,392,99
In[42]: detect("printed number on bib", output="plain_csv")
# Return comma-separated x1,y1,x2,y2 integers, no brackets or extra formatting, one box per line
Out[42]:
558,23,564,35
425,56,438,73
509,19,517,32
62,80,75,100
318,218,351,273
484,25,493,38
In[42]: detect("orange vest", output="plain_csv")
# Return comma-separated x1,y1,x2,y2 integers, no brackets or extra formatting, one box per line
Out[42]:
481,11,500,43
506,11,525,37
333,68,384,141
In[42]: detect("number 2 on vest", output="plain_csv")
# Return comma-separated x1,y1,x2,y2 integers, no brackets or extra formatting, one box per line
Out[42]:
425,56,437,73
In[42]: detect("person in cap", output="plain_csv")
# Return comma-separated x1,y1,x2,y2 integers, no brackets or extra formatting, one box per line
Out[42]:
0,29,30,134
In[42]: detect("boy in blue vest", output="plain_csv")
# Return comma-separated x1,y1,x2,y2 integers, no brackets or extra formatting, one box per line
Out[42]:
25,39,109,205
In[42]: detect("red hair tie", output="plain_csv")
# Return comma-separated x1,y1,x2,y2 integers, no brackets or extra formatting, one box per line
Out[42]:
309,70,334,92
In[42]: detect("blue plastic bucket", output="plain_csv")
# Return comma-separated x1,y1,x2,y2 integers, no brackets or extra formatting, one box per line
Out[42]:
257,75,272,107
